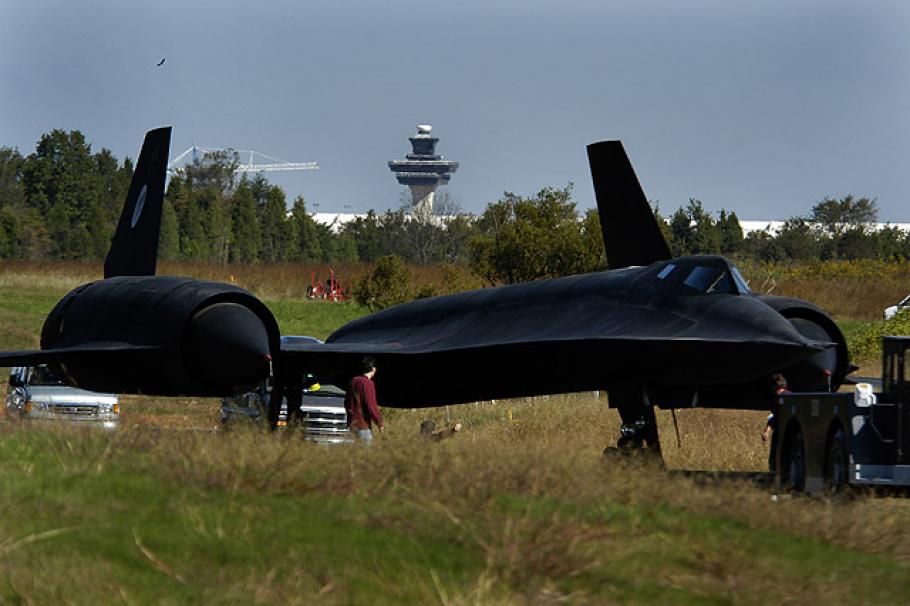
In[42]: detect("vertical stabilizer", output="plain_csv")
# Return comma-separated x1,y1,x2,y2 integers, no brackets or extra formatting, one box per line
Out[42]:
103,126,172,278
587,140,671,269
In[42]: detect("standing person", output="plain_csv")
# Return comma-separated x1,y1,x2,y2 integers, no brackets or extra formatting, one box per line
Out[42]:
762,373,788,472
345,356,384,444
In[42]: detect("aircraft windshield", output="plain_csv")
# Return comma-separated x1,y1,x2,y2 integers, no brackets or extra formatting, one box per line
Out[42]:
682,262,751,295
730,265,751,294
683,266,722,292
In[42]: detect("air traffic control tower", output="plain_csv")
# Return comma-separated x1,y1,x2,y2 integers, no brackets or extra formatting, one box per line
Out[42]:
388,125,458,218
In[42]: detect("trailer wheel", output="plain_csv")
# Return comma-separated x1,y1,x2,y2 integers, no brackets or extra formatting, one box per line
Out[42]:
782,426,806,493
824,428,848,496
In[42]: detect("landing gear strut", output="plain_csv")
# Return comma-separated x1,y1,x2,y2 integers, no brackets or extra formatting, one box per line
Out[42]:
617,404,661,456
606,385,662,459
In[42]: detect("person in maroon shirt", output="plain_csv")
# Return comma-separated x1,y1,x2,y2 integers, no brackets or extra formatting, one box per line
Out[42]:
345,356,384,444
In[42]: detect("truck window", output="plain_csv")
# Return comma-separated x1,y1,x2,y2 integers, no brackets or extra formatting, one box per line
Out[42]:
29,365,67,386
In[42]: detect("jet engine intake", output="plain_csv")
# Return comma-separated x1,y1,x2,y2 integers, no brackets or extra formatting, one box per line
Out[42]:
40,276,280,396
757,295,850,391
181,301,273,394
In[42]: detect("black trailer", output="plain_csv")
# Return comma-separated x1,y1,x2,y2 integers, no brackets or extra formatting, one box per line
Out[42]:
775,336,910,494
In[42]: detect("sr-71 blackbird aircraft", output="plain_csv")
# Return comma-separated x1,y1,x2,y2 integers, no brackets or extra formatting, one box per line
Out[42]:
0,126,851,451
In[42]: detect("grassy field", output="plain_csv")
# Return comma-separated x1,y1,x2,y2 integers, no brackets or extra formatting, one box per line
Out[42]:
0,261,909,603
1,401,909,604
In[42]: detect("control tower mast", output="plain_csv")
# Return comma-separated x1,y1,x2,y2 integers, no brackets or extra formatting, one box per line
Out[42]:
388,125,458,218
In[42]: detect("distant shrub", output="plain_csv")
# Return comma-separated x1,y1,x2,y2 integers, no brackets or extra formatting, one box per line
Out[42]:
352,255,414,310
849,308,910,363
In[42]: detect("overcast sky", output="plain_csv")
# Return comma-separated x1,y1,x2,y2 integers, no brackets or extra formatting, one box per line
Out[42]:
2,0,908,221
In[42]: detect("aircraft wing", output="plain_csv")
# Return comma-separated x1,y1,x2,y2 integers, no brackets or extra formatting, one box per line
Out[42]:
0,343,166,368
278,271,832,408
279,335,831,409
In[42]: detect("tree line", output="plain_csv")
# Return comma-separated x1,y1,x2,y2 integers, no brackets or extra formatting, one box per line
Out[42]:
1,128,909,274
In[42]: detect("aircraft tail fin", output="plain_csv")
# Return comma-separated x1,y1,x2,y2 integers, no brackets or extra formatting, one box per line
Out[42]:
586,140,671,269
103,126,172,279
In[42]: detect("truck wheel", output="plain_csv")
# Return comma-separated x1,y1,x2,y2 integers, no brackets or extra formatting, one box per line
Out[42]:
782,428,806,493
824,428,849,496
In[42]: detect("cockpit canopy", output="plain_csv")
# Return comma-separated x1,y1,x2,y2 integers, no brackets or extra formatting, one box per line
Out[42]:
655,256,751,295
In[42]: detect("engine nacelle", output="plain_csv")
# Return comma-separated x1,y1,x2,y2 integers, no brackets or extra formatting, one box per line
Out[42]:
757,295,850,391
40,276,280,396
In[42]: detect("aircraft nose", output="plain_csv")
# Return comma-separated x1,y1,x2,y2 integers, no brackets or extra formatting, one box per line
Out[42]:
182,302,273,392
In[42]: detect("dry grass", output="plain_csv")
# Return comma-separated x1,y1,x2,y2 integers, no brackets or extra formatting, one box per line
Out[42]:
1,257,906,321
738,259,910,321
117,393,910,560
0,259,483,301
1,393,909,603
2,256,907,338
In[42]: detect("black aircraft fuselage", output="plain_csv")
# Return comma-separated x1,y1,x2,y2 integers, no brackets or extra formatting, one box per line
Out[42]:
284,253,847,410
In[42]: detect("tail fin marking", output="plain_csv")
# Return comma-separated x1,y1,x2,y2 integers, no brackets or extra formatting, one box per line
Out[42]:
103,126,172,278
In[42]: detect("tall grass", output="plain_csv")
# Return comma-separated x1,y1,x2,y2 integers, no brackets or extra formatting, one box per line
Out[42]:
1,395,908,603
2,257,906,317
737,259,910,322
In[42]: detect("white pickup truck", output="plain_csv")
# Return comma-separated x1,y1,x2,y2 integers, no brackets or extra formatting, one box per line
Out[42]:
6,365,120,429
884,294,910,320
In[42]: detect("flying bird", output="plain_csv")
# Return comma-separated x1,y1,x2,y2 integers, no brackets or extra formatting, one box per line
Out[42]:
156,58,166,67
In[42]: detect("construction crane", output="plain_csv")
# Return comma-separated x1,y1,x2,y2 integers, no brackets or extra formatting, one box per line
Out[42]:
167,146,318,175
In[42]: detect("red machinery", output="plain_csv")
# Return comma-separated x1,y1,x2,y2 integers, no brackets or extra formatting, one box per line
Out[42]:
307,269,349,302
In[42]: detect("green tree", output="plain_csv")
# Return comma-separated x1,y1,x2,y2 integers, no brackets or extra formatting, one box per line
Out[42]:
22,129,105,258
332,232,359,263
258,185,290,262
435,214,475,264
741,229,782,262
0,207,20,258
811,194,878,239
343,210,390,262
668,199,724,256
837,226,878,260
288,196,322,262
717,209,743,255
775,217,821,261
0,148,25,209
668,207,692,256
183,149,239,196
230,182,261,263
353,255,413,310
685,199,721,254
811,194,878,259
95,149,133,224
158,199,180,261
175,185,210,260
873,226,910,261
469,185,598,285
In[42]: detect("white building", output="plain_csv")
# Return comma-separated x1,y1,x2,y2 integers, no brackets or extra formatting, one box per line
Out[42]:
739,220,910,237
